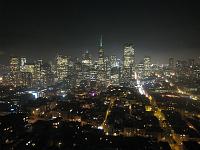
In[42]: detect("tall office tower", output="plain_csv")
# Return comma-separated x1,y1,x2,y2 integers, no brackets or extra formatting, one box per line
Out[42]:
97,36,106,88
98,35,104,65
33,59,43,87
20,63,34,87
110,55,118,68
169,58,175,69
109,55,120,86
144,56,151,77
10,57,20,86
41,63,54,87
74,58,83,87
56,55,68,81
136,62,144,78
21,57,26,66
0,65,9,85
121,43,135,85
82,50,92,82
104,56,111,84
67,56,75,77
90,66,97,88
20,57,27,71
82,50,92,66
10,57,20,73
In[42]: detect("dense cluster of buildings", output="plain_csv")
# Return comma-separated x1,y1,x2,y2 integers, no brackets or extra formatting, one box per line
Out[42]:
1,38,199,95
0,38,200,149
166,57,200,78
0,38,159,91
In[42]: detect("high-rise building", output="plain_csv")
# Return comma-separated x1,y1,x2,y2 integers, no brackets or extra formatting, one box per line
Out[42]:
21,57,26,66
82,50,92,66
97,36,106,88
144,56,151,76
56,55,68,81
10,57,20,74
41,63,54,87
104,56,111,84
136,63,144,78
10,57,20,86
82,51,92,81
121,43,135,85
67,56,75,77
98,35,104,65
110,55,118,68
33,59,43,87
20,57,27,72
74,58,83,87
20,63,34,87
90,66,97,88
108,55,120,86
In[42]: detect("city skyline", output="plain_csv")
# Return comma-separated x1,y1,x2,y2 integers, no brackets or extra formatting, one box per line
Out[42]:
1,0,200,64
0,36,199,65
0,1,200,149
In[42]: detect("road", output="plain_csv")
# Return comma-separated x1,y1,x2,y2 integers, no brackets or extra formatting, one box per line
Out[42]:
136,74,183,150
101,96,116,134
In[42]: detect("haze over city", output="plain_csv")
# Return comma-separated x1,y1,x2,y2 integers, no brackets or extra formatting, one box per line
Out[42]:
0,0,200,64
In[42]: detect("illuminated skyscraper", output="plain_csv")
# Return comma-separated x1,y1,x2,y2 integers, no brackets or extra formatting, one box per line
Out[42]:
20,57,27,72
20,63,34,87
56,55,68,81
98,35,104,65
144,56,151,76
74,58,83,87
82,50,92,66
97,36,106,88
104,56,110,84
10,57,20,74
121,43,135,85
41,63,54,87
81,50,92,82
10,57,20,86
90,66,97,88
110,55,118,68
21,57,26,66
136,63,144,78
32,59,43,87
108,55,120,86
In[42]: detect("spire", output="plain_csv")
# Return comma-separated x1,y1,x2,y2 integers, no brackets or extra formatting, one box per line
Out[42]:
100,35,103,47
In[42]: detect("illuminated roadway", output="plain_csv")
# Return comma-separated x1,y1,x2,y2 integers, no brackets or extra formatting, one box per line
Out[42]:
156,73,199,101
101,73,185,149
101,96,116,134
135,73,183,150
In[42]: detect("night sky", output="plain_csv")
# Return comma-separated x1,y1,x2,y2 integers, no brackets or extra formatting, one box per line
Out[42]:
0,0,200,64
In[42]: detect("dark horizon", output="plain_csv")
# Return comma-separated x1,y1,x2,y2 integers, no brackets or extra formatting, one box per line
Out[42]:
0,0,200,64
